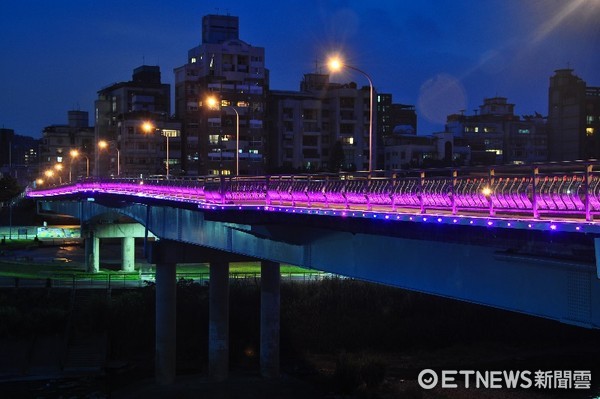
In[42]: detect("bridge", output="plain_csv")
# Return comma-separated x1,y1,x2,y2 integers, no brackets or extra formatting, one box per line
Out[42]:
26,161,600,384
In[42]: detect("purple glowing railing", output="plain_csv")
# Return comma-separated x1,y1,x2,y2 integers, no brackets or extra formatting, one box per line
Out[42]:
27,162,600,222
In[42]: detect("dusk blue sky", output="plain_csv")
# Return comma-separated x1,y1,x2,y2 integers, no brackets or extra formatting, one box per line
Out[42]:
1,0,599,138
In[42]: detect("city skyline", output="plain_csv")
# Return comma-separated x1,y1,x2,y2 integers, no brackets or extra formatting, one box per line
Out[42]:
1,0,599,138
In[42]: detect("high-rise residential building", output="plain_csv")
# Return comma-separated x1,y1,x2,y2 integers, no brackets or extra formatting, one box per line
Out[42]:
268,73,375,172
40,111,95,182
547,68,600,161
446,97,548,165
377,93,417,169
0,128,40,185
174,14,268,176
95,65,180,177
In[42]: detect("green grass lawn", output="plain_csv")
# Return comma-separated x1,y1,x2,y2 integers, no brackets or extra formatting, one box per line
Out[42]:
0,258,318,281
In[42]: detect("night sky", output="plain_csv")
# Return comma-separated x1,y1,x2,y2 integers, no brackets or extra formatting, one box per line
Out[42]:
1,0,599,138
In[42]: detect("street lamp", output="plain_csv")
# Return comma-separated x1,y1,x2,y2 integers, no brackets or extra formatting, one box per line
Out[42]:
98,140,120,176
54,163,63,184
328,55,374,173
44,169,55,185
142,122,175,179
70,149,89,178
206,96,244,176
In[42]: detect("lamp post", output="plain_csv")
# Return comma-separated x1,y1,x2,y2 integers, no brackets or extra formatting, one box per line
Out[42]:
54,163,63,184
98,140,120,176
142,122,174,179
70,149,89,178
206,96,243,176
328,56,374,173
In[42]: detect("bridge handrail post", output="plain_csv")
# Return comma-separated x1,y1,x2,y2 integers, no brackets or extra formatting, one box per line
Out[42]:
265,176,271,206
391,173,397,212
585,164,593,221
451,170,457,215
419,171,425,214
488,168,495,217
532,167,539,219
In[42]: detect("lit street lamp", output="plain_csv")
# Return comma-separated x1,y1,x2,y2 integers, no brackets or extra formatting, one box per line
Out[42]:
206,96,244,176
54,163,63,183
328,56,374,173
98,140,120,176
142,122,177,179
70,149,89,178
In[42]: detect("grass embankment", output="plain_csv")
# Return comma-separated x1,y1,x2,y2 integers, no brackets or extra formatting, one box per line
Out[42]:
0,238,316,280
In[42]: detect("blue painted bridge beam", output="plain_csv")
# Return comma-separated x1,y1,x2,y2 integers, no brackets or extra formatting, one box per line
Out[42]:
39,197,600,330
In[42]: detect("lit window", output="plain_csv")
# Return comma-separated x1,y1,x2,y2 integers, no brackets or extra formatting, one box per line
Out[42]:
587,116,595,124
191,57,197,63
587,127,595,136
474,127,479,133
342,137,354,145
518,128,530,134
209,135,219,144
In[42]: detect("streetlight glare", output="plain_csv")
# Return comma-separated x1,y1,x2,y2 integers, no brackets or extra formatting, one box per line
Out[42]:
98,140,108,149
70,149,79,158
142,121,155,133
328,57,343,72
206,96,219,109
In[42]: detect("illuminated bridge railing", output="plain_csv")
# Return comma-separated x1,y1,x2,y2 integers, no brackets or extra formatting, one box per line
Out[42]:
28,162,600,222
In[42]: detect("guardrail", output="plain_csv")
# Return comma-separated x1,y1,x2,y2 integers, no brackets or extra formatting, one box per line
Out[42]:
27,161,600,221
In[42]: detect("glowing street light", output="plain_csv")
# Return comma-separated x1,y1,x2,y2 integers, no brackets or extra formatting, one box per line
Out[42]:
54,163,63,183
327,55,374,173
142,121,175,179
98,140,120,176
70,149,89,178
44,169,55,184
206,95,244,176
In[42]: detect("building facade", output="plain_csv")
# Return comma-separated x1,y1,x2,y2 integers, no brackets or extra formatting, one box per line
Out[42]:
383,132,470,171
0,128,39,185
174,14,268,176
446,97,548,165
547,68,600,161
268,73,375,172
39,111,95,182
95,65,180,178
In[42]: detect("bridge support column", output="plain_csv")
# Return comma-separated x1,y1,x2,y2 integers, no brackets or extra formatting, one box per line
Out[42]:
155,262,177,385
85,233,99,273
260,260,280,378
209,261,229,382
121,236,135,272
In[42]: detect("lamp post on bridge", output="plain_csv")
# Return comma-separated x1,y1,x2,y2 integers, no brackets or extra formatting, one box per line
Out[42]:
98,140,120,176
70,149,89,179
327,55,375,173
142,121,178,179
206,96,246,176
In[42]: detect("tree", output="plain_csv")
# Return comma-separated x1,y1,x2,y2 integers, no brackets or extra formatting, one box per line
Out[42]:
0,175,22,202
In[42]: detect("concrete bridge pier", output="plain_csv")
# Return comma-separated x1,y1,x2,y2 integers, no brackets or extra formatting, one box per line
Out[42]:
121,236,135,272
155,261,177,385
260,260,280,378
84,232,100,273
83,223,155,273
209,261,230,382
